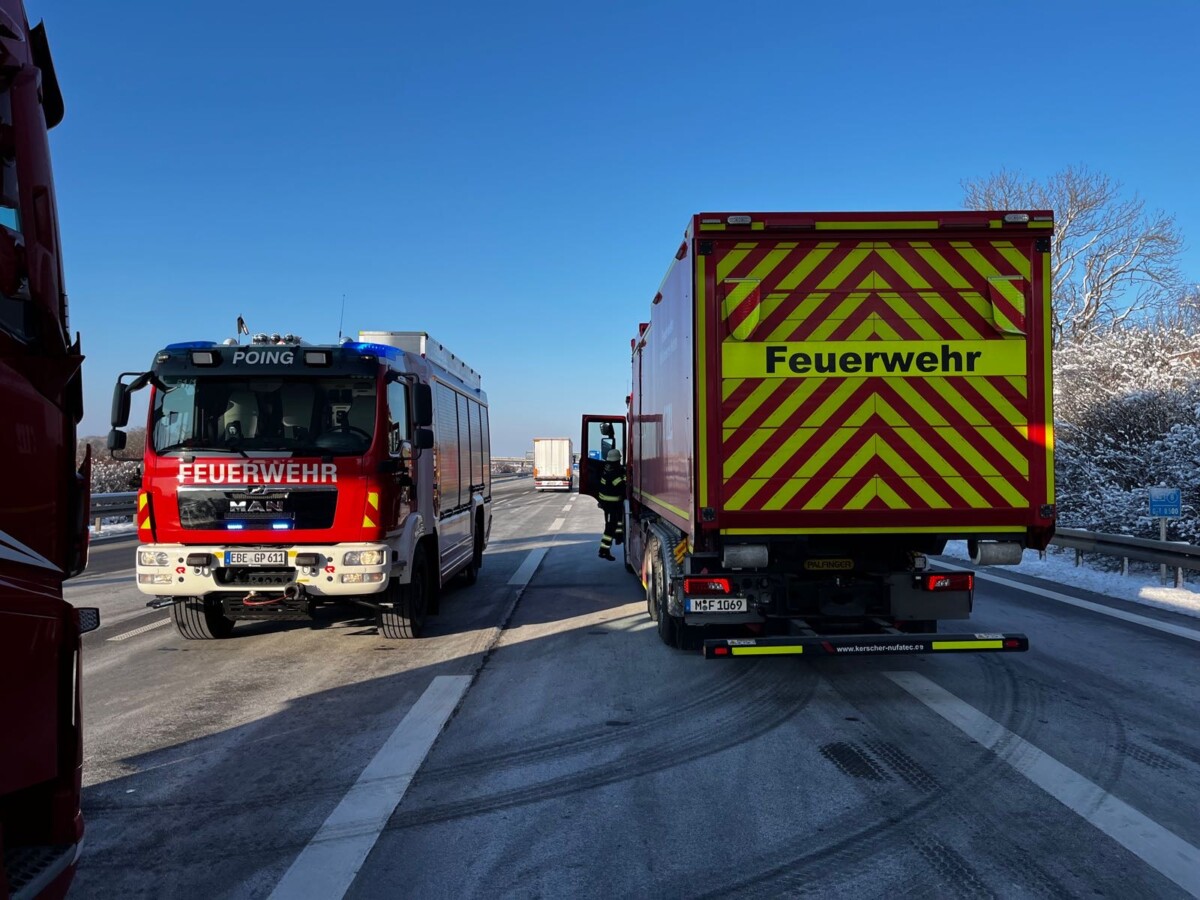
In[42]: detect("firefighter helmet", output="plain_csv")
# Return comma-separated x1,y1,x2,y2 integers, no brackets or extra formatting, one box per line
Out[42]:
606,449,622,462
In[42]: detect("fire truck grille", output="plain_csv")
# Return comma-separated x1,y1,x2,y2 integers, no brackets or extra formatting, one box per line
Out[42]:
177,488,338,530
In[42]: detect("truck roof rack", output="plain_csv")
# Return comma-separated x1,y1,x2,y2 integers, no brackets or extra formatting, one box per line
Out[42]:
358,331,481,390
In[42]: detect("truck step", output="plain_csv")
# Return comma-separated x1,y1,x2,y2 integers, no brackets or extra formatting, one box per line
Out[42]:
5,843,77,900
703,632,1028,659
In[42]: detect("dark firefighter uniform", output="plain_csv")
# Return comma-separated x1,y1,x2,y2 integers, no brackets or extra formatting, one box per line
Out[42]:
598,450,626,560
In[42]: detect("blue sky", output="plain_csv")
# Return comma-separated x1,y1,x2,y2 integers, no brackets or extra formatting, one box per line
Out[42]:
33,0,1200,456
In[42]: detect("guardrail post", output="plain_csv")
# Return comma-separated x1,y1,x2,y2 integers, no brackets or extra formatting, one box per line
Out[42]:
1121,557,1129,576
1075,548,1082,567
1176,567,1184,589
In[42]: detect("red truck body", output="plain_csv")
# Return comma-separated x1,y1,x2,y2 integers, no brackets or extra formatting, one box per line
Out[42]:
0,6,97,897
112,331,491,640
583,212,1053,657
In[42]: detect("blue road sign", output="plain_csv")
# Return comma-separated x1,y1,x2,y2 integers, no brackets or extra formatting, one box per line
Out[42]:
1149,487,1182,518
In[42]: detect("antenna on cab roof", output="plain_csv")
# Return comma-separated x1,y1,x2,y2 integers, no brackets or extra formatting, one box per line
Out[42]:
337,294,347,344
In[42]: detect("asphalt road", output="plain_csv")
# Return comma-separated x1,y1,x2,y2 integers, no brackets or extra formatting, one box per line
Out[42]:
66,481,1200,899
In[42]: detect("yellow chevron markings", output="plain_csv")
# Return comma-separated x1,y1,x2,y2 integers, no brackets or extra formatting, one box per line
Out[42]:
775,246,837,291
1005,375,1028,397
722,428,776,482
723,378,745,401
844,478,878,510
723,378,787,431
722,378,859,485
725,382,870,509
763,425,859,510
802,438,879,510
816,245,872,290
875,439,952,508
761,375,827,427
717,247,753,281
967,376,1026,425
995,243,1031,279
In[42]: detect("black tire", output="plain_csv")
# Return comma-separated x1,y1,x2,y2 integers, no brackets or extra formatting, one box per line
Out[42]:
380,552,429,639
645,539,660,622
464,516,484,585
171,596,235,640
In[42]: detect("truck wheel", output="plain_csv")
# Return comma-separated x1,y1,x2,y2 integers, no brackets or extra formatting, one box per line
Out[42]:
645,539,660,622
464,517,484,585
655,574,679,648
171,596,235,640
380,553,429,639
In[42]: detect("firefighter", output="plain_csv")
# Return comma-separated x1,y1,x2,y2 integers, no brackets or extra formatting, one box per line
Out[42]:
597,448,626,561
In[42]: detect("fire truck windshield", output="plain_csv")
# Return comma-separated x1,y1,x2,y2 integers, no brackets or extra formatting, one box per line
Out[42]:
151,375,377,457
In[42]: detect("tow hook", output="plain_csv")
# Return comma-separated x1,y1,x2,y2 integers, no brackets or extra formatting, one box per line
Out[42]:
242,585,304,607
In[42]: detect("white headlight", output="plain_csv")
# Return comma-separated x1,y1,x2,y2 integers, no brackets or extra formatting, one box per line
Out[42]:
139,550,170,567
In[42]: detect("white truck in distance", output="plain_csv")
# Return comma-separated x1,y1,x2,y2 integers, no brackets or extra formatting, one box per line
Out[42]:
533,438,573,491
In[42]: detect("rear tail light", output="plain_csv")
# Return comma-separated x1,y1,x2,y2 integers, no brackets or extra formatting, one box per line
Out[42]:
683,577,731,595
922,573,974,591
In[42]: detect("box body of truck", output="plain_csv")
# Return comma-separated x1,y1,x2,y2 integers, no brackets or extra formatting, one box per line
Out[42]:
582,211,1052,655
533,438,573,491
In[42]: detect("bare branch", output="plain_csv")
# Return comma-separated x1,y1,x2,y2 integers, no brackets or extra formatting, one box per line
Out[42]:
961,165,1186,343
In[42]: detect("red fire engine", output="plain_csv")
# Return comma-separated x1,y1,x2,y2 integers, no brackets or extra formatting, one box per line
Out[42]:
109,330,491,639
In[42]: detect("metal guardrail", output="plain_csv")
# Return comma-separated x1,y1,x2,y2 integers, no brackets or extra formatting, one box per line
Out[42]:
1049,527,1198,587
91,492,137,530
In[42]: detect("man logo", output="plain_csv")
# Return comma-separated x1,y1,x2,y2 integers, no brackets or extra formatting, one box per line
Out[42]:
228,500,284,513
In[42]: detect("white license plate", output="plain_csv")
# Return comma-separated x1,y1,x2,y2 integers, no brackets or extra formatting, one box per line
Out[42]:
224,550,288,566
686,597,748,613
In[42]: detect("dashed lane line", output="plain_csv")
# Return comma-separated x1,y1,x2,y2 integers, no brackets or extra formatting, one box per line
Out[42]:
549,518,565,532
268,675,472,900
887,671,1200,897
106,618,171,642
508,548,548,586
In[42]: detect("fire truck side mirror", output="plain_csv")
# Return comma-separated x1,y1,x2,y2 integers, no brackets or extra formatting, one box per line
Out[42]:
111,381,131,428
414,428,434,450
413,384,433,427
106,429,126,452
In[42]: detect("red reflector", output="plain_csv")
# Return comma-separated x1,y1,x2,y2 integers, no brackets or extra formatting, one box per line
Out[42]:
683,577,731,595
714,646,729,656
923,573,973,591
1005,639,1019,648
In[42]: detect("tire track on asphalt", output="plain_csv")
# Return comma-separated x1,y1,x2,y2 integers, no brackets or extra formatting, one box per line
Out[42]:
694,659,1061,899
393,669,820,829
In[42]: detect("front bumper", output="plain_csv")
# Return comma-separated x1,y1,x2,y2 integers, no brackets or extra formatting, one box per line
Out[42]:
134,543,391,598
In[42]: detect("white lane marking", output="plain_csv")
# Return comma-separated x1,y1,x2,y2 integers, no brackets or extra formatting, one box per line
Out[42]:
939,562,1200,644
561,505,572,512
507,548,548,586
107,618,171,642
269,675,471,900
886,671,1200,896
549,518,565,532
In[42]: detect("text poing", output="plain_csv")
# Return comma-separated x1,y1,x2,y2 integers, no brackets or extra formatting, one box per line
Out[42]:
177,462,338,484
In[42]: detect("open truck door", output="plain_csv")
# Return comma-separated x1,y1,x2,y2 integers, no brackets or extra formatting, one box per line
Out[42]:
579,414,626,499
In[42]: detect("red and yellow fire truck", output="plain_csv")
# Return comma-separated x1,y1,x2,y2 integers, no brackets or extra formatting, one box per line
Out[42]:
0,4,100,897
110,330,490,640
582,211,1054,657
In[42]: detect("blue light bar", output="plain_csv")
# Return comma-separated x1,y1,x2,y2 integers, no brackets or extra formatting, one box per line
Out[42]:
165,341,219,350
272,522,292,530
226,522,244,530
343,341,404,361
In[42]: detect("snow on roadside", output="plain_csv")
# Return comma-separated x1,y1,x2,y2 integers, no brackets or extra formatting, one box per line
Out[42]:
89,521,137,537
940,541,1200,621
